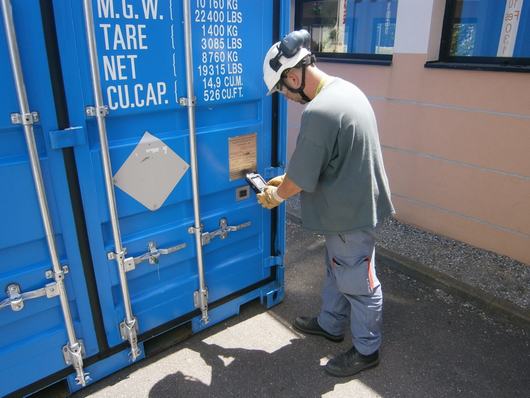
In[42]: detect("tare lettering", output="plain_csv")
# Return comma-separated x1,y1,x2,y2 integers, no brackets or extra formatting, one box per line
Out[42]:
100,24,148,50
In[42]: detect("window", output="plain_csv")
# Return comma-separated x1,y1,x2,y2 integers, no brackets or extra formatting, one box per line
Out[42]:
295,0,398,62
439,0,530,66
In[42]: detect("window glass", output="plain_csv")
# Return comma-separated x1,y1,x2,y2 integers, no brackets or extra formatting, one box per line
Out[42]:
447,0,529,59
296,0,398,56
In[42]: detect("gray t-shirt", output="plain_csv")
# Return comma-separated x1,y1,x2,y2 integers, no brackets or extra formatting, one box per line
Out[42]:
287,78,394,233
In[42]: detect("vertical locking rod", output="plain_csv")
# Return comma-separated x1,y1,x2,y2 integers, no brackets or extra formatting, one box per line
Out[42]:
1,0,88,385
182,0,209,324
82,0,140,360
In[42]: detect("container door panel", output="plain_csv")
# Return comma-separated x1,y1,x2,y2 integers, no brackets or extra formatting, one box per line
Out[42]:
52,0,280,350
53,0,190,348
0,1,97,396
191,0,276,303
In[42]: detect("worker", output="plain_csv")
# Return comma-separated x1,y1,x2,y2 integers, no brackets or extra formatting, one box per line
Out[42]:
259,30,395,377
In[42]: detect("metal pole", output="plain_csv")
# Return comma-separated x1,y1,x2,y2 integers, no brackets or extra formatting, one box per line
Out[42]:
1,0,88,385
182,0,209,324
82,0,140,359
82,0,123,257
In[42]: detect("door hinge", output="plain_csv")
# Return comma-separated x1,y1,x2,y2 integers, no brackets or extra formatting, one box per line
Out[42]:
264,256,283,268
49,126,86,149
264,285,284,308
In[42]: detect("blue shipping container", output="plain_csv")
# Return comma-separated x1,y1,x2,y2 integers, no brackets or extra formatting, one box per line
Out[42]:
0,0,289,396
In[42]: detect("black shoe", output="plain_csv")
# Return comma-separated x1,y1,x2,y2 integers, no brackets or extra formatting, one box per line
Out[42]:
325,347,379,377
292,317,344,342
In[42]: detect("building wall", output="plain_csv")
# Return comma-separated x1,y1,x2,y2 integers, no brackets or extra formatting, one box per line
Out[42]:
286,0,530,264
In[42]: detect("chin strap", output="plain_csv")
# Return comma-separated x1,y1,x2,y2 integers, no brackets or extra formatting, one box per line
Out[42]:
281,55,315,103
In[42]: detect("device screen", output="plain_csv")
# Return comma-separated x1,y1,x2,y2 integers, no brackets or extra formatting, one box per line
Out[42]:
246,173,267,193
251,175,266,191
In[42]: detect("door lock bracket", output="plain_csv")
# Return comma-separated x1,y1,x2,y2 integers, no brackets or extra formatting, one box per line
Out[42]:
196,218,251,246
45,265,69,281
133,241,187,266
0,266,68,312
108,241,187,273
63,341,90,386
120,317,141,361
107,249,135,272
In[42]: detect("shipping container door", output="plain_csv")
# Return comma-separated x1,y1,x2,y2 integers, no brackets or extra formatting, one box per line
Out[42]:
0,1,98,396
190,0,282,327
52,0,285,360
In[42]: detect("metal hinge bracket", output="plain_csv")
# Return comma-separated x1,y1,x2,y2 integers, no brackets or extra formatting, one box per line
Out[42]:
63,340,90,386
194,288,210,325
85,105,109,118
62,340,85,364
107,249,136,273
194,287,209,309
120,317,141,361
11,111,39,125
45,265,70,281
188,224,203,235
178,97,196,107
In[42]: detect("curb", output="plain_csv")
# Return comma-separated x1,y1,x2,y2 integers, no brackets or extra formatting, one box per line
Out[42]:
376,247,530,328
286,212,530,328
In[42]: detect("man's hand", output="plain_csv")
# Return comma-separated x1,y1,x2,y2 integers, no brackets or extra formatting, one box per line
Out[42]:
256,174,301,209
257,186,285,209
267,174,285,187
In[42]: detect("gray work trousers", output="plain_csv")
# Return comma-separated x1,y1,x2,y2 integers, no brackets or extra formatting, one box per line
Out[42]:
317,228,383,355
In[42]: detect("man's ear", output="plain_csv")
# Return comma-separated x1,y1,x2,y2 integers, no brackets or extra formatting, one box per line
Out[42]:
284,69,301,89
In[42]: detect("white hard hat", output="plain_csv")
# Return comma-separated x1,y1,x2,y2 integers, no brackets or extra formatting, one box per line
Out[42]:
263,42,311,95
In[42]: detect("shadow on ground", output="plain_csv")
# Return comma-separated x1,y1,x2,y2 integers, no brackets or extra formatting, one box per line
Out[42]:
148,339,340,398
63,218,529,398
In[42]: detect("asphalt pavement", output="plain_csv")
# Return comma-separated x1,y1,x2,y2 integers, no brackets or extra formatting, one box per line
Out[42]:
36,217,529,398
